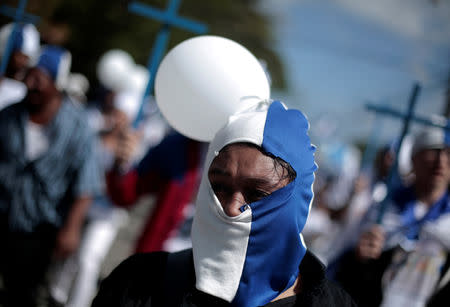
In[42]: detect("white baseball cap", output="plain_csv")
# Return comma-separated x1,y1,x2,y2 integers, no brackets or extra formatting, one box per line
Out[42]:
412,126,450,156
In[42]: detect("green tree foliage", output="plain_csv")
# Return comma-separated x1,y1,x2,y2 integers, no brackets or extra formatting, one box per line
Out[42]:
1,0,286,90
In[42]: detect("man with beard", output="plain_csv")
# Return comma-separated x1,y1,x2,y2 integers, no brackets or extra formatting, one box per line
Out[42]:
0,45,102,307
93,101,355,307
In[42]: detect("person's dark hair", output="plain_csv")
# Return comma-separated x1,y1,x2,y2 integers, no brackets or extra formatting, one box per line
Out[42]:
222,142,297,183
266,152,297,183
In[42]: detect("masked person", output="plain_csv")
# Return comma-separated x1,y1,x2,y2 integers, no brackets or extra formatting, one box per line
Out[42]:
92,101,355,307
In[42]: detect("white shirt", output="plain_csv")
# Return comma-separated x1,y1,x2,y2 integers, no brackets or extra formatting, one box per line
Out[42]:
25,120,49,161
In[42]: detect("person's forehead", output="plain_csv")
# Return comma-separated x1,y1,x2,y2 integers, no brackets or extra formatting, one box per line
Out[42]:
414,146,449,158
209,143,275,176
27,67,51,80
12,50,28,57
419,145,448,152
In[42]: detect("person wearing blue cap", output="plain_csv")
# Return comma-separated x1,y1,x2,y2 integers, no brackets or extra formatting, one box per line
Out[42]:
334,127,450,307
0,45,102,307
92,101,355,307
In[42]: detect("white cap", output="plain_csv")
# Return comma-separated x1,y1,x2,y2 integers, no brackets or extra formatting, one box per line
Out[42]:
0,23,40,64
412,127,449,156
113,91,141,121
66,73,90,102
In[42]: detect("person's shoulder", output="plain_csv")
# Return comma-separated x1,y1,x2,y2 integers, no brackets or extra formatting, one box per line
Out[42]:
61,99,90,126
92,251,169,307
115,251,170,280
318,279,358,306
391,185,415,208
61,99,97,144
298,251,357,306
93,249,195,307
0,101,24,131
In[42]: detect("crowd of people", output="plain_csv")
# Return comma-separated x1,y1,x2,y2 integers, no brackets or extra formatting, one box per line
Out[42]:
0,22,202,307
0,21,449,307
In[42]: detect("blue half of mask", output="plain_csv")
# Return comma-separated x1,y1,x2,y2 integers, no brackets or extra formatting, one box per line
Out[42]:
232,101,316,306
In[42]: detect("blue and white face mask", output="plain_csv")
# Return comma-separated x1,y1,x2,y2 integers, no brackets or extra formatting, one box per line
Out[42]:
191,101,317,307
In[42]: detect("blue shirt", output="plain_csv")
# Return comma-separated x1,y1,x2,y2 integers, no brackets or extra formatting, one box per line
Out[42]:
0,99,103,232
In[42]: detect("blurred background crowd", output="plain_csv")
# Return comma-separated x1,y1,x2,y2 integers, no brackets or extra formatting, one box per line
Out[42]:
0,0,449,306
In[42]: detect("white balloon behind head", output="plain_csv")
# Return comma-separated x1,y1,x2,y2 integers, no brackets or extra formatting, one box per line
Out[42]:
97,49,135,91
155,35,270,142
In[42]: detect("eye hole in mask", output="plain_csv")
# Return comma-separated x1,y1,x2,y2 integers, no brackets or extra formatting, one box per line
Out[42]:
208,143,297,218
240,204,250,212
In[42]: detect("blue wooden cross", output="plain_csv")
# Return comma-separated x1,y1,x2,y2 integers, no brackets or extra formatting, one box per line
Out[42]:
365,103,450,130
0,0,40,75
128,0,208,128
364,82,450,222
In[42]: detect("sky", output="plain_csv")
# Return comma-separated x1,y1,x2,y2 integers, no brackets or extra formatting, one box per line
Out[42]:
259,0,450,144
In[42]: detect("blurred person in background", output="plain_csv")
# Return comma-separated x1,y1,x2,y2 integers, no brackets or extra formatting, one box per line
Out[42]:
302,143,361,263
334,127,450,307
106,130,207,253
0,45,102,307
46,84,147,307
0,22,40,109
323,145,402,266
306,140,412,266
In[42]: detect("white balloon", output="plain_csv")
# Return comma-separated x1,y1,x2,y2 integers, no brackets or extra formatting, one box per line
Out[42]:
155,35,270,141
114,91,141,121
97,49,135,91
126,65,149,94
